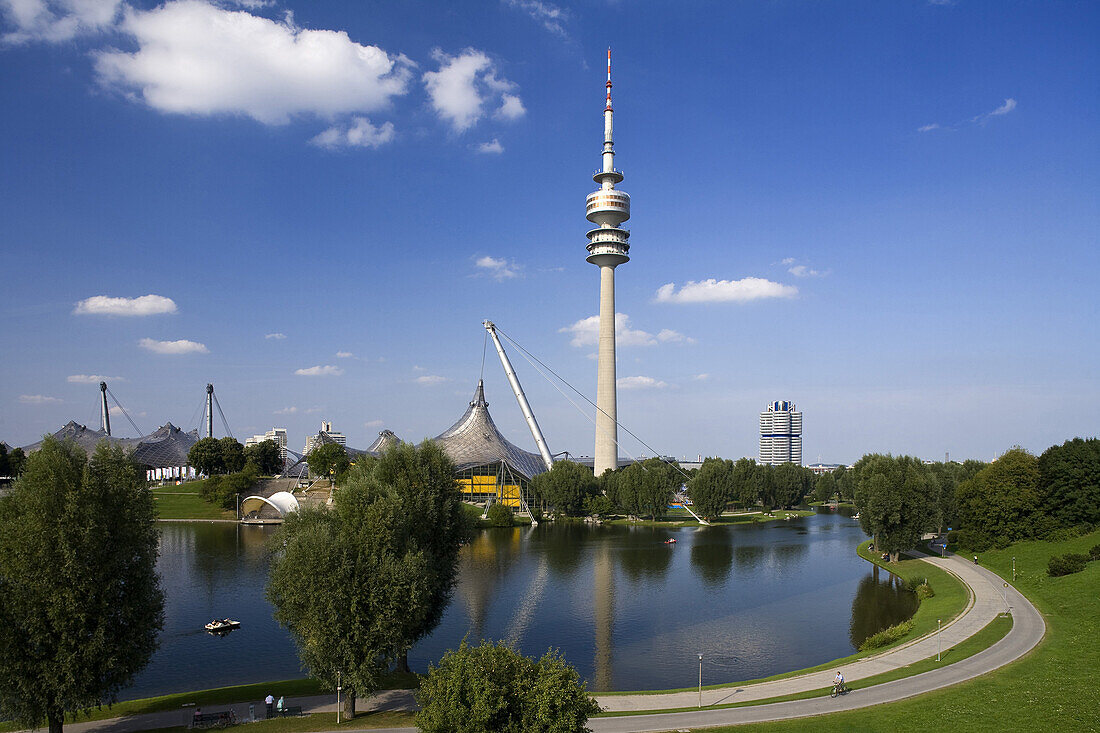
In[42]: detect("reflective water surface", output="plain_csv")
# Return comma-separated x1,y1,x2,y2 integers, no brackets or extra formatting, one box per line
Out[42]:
132,511,913,699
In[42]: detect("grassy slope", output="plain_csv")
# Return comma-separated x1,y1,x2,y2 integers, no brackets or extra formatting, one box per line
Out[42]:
151,485,235,520
695,531,1100,732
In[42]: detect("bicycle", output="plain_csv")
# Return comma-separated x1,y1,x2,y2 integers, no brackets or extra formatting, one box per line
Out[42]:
830,681,849,698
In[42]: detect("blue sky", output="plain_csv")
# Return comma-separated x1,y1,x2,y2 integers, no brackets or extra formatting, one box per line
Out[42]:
1,0,1097,464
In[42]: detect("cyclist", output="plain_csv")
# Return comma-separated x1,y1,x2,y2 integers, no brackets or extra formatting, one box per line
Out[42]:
833,671,845,695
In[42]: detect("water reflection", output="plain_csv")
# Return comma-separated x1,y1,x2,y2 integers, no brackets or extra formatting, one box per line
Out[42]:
128,512,917,698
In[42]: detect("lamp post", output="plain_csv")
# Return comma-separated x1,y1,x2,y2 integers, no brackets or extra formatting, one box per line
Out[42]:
1003,582,1010,615
937,618,941,662
698,654,703,708
336,671,341,724
1013,556,1016,582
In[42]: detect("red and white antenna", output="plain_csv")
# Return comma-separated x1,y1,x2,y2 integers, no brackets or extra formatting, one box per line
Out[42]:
605,47,613,110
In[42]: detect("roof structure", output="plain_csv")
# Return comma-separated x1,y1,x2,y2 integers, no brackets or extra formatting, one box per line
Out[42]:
431,380,547,480
21,420,143,455
367,429,402,454
131,423,199,468
241,490,299,518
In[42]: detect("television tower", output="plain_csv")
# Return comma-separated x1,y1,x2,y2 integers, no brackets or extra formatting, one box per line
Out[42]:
586,49,630,476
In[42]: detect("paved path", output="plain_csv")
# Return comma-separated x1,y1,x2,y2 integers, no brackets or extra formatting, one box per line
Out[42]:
17,552,1044,733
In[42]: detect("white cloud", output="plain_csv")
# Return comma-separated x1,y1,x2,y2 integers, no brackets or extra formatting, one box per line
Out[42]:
990,98,1017,116
364,419,383,428
74,294,177,316
656,329,695,344
920,98,1018,133
19,394,62,404
476,138,504,154
265,332,286,340
617,376,668,390
784,259,827,278
335,351,354,358
693,373,709,381
67,374,124,384
139,337,208,354
311,116,395,149
1,0,122,43
503,0,568,36
415,375,449,386
295,365,343,376
560,313,658,348
655,278,798,304
423,48,523,133
94,0,413,125
274,406,298,414
109,405,145,417
918,123,941,133
475,255,520,280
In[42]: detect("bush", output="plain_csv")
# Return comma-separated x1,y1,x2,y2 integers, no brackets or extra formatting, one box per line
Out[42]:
1089,544,1100,561
1047,553,1088,577
198,465,258,510
859,620,913,651
486,502,514,527
916,583,935,601
945,530,959,545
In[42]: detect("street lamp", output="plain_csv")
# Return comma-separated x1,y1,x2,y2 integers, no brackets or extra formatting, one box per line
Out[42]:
937,618,941,662
1013,556,1016,582
698,654,703,708
1003,582,1010,615
336,671,342,724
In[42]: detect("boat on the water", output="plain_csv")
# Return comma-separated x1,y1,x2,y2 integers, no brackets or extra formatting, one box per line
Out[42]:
664,538,677,544
204,619,241,633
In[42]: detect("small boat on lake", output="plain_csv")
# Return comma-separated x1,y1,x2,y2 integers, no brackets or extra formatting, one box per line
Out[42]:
204,619,241,633
664,538,677,544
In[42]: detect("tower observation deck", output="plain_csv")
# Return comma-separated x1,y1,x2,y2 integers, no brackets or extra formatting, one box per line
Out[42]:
588,49,630,477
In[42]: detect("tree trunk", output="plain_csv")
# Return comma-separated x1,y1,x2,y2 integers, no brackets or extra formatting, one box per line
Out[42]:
343,687,356,720
47,708,63,733
396,651,410,674
890,551,899,563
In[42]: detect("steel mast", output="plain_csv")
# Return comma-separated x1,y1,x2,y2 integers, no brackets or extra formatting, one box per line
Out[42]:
483,320,554,472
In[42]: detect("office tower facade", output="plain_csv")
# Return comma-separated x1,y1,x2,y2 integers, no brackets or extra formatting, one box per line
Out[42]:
759,401,803,465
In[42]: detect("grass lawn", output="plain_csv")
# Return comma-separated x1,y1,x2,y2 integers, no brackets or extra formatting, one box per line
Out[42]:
151,485,235,520
154,710,416,733
692,530,1100,732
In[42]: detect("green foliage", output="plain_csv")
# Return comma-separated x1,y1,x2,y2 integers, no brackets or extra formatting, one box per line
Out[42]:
858,620,913,651
612,458,678,520
217,437,245,473
0,437,164,732
198,464,259,510
852,454,941,558
956,447,1045,548
486,502,514,527
415,639,600,733
1047,553,1088,577
832,465,854,501
187,437,223,475
266,484,432,718
583,493,617,519
731,457,758,507
529,460,598,516
0,443,24,478
305,442,350,481
243,439,283,475
915,582,935,600
1037,437,1100,528
814,471,837,503
1090,543,1100,561
688,458,735,521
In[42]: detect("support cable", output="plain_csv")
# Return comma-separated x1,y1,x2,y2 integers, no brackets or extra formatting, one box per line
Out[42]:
106,387,145,437
212,393,233,439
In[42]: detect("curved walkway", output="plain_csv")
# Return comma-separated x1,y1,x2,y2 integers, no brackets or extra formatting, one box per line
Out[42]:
18,552,1044,733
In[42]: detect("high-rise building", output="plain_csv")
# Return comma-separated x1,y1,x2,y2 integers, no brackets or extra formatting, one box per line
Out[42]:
759,401,803,465
304,421,346,454
587,49,631,476
245,428,288,463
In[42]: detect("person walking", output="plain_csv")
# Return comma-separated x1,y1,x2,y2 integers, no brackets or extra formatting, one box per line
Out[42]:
276,696,284,715
264,694,274,719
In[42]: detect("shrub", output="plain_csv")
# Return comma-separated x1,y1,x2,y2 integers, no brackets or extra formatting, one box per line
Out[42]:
916,583,935,601
1047,553,1088,577
859,620,913,651
945,530,959,545
1045,527,1078,543
486,502,514,527
1089,544,1100,561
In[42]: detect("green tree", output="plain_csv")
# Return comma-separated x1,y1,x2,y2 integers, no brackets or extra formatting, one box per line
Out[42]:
267,483,431,719
833,465,854,501
772,463,810,508
307,442,350,482
814,471,837,503
348,441,472,673
687,458,734,521
754,463,778,510
0,438,164,733
529,460,598,516
415,639,600,733
852,454,939,561
730,457,758,508
486,502,514,527
244,439,283,475
218,437,245,474
1037,437,1100,527
188,437,223,476
617,459,677,520
956,447,1043,550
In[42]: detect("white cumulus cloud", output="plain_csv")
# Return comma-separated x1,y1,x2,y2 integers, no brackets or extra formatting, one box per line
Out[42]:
139,337,208,354
94,0,413,125
656,329,695,344
295,365,343,376
423,48,523,133
67,374,124,384
655,278,798,304
19,394,63,404
560,313,658,348
335,351,354,359
415,375,449,386
783,258,827,278
311,116,395,149
476,138,504,154
475,255,520,280
1,0,122,43
265,332,286,340
617,376,668,390
74,294,178,316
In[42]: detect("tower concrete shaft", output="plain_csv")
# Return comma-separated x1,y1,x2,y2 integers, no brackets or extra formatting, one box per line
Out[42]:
586,49,630,476
100,381,111,436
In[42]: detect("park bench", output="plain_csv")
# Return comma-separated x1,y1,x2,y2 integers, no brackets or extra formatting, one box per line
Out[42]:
277,706,304,717
189,710,236,729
